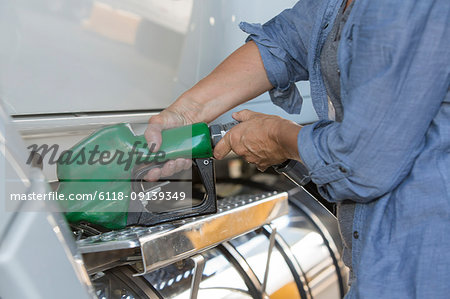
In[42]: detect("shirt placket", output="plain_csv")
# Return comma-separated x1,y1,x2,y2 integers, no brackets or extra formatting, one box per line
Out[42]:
310,0,343,121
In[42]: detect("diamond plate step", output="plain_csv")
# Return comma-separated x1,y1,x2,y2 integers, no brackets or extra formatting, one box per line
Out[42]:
77,192,288,275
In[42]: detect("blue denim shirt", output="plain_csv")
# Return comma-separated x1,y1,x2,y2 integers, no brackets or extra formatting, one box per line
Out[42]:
240,0,450,297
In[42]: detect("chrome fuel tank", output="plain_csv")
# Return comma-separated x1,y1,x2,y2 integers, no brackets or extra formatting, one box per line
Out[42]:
79,190,347,299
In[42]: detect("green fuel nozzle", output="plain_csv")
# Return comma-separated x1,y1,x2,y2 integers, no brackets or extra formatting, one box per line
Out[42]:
57,121,237,229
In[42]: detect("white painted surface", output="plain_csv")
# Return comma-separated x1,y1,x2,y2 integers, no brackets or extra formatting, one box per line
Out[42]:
1,0,317,124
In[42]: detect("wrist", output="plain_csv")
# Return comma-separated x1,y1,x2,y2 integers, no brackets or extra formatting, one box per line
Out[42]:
168,92,207,124
275,120,302,161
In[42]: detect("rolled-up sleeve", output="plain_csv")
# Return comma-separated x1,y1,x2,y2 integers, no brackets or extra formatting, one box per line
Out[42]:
240,0,321,114
298,0,449,203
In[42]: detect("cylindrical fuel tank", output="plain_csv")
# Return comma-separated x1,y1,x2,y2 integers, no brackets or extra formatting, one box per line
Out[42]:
91,189,347,299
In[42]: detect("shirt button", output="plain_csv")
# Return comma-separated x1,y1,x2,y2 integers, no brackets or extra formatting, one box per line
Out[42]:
339,166,347,173
323,23,329,29
353,231,359,239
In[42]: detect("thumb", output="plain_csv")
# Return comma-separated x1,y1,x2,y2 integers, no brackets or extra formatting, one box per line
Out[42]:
145,114,171,152
214,131,232,160
144,122,164,152
145,111,186,152
232,109,256,122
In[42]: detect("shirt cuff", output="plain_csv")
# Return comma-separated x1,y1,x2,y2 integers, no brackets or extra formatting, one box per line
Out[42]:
298,121,352,200
239,22,302,114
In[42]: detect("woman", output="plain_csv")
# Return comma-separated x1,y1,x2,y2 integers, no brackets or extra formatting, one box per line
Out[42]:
144,0,450,297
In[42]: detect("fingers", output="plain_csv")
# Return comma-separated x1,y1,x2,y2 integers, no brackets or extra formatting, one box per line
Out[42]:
144,167,161,182
214,131,233,159
161,160,177,177
144,158,192,182
214,116,257,159
173,158,192,173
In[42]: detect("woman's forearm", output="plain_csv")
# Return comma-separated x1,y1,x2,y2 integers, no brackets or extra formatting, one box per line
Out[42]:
168,41,273,123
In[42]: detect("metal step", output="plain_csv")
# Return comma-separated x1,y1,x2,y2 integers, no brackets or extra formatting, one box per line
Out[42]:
77,192,288,275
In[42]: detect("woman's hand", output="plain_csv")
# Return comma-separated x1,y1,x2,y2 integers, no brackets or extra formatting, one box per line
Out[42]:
143,101,201,181
214,110,302,171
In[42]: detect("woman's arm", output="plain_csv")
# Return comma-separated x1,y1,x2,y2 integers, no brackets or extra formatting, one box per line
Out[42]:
144,0,319,179
143,41,273,180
